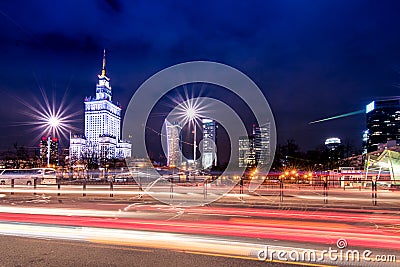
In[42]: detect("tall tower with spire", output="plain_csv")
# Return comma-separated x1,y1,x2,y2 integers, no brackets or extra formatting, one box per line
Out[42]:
70,50,131,160
85,49,121,146
95,50,112,101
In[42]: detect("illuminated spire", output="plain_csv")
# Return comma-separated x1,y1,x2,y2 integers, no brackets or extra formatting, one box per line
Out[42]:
96,49,112,101
101,49,106,76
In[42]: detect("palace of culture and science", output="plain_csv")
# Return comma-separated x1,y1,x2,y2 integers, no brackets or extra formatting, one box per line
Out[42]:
69,50,131,160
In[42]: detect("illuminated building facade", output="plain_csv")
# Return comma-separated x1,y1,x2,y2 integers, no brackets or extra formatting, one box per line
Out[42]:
325,137,343,162
165,120,182,167
69,50,131,160
325,137,341,151
201,119,217,169
253,124,271,167
69,134,86,159
40,136,59,166
365,99,400,153
362,130,369,154
238,135,256,168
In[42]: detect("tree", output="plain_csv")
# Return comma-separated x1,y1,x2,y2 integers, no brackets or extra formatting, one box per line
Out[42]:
81,142,99,172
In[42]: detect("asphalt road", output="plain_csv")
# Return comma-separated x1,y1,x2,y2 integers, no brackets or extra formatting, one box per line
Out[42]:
1,185,400,267
0,235,276,267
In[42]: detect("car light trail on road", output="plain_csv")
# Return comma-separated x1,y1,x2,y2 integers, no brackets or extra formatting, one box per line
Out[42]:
1,212,400,250
1,194,400,267
0,221,394,267
1,205,400,251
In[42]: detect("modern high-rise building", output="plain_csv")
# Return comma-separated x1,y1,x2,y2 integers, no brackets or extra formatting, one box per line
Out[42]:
69,50,131,160
325,137,343,162
325,137,341,151
165,120,182,167
362,130,369,154
201,119,217,169
364,99,400,153
238,135,256,168
253,124,271,167
40,136,59,167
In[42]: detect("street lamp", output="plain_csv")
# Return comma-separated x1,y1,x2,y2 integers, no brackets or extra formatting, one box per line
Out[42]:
45,116,62,168
185,107,196,120
48,116,60,128
282,169,299,183
185,107,198,179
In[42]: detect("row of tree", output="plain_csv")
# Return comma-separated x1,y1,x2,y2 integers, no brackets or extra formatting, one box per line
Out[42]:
0,143,126,171
270,139,363,172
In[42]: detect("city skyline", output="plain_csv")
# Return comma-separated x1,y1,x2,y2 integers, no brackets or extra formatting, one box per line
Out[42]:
1,1,400,152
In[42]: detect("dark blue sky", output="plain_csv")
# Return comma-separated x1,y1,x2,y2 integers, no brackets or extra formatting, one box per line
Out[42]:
1,0,400,152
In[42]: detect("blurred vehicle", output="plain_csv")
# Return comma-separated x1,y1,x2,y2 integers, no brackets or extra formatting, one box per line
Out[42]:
0,168,57,185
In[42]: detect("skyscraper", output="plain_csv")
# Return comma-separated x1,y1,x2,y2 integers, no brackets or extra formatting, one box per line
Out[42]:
325,137,343,162
201,119,217,169
253,124,271,167
165,120,182,167
365,99,400,153
84,50,121,146
238,135,256,168
325,137,341,151
70,50,131,160
40,136,59,167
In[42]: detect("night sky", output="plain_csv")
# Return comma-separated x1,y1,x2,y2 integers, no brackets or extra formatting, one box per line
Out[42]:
1,0,400,154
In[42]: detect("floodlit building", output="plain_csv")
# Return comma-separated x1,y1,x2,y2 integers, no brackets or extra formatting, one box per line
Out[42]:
69,134,86,160
69,50,131,160
325,137,343,163
201,119,217,169
238,135,256,168
165,120,182,167
325,137,341,151
362,130,369,154
364,99,400,153
253,124,271,167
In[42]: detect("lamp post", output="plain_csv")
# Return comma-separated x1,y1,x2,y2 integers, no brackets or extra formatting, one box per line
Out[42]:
47,136,51,167
193,122,197,179
47,116,60,168
185,107,197,180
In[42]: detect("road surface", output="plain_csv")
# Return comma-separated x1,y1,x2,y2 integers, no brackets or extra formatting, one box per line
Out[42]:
0,185,400,266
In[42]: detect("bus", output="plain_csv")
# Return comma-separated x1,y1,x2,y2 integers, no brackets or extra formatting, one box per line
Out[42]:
0,168,57,185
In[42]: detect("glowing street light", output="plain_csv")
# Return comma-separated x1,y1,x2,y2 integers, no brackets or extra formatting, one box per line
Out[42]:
185,105,198,178
169,93,207,179
48,116,60,128
186,107,196,120
18,88,80,143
